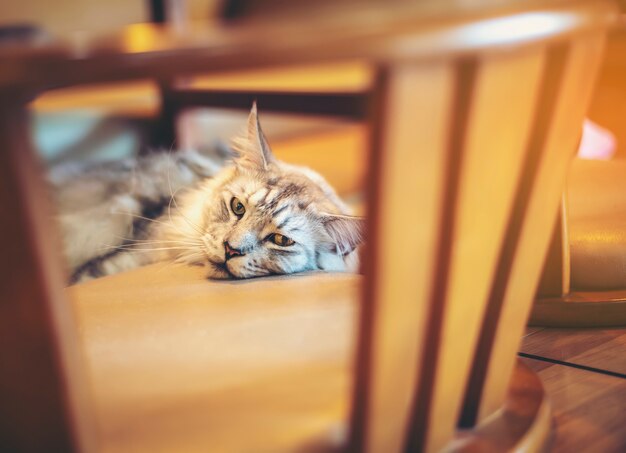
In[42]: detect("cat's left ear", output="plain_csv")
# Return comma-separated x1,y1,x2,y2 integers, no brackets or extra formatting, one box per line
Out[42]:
321,214,365,255
235,102,275,171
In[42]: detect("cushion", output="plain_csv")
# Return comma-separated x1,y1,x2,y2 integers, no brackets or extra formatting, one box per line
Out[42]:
568,158,626,290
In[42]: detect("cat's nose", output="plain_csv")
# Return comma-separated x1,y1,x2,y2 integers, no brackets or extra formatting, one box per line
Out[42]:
224,241,244,260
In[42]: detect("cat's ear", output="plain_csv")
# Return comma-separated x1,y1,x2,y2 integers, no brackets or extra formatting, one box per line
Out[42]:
234,102,275,171
321,214,365,255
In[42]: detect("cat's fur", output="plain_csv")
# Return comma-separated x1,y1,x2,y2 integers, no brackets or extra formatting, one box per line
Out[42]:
51,105,364,283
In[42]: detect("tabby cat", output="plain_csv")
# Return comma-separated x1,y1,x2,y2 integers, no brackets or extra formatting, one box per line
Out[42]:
51,104,364,283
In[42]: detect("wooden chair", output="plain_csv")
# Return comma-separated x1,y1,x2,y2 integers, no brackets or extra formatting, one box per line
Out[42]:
147,0,373,148
0,0,618,451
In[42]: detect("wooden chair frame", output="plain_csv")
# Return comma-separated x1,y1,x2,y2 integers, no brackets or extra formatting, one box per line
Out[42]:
0,1,618,451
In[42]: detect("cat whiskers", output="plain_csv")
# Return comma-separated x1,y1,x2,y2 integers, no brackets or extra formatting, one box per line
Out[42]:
174,250,205,265
110,210,174,229
99,235,203,256
112,236,203,247
99,244,197,253
165,150,205,236
109,210,196,240
166,185,204,236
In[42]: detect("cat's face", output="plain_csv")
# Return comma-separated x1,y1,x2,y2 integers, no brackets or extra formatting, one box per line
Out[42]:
169,105,364,279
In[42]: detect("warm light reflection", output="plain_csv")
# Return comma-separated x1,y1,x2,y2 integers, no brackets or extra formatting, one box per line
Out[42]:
122,24,161,53
455,12,578,47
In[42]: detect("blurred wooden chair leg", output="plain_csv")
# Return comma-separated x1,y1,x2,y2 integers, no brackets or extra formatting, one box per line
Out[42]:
0,91,95,452
146,0,372,150
462,32,607,435
351,30,595,451
148,80,179,150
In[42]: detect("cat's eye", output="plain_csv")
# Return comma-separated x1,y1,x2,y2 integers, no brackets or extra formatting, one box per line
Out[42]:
267,233,295,247
230,197,246,217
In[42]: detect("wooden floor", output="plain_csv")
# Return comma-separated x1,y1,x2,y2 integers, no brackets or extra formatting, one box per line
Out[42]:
520,327,626,452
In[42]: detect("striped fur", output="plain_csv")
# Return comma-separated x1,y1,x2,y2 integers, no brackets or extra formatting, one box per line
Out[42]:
52,105,364,283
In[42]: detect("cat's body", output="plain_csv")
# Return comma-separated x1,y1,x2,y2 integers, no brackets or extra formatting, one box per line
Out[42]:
51,105,363,283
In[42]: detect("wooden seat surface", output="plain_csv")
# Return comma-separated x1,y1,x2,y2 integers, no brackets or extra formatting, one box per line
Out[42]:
66,264,360,452
30,62,372,116
0,1,615,91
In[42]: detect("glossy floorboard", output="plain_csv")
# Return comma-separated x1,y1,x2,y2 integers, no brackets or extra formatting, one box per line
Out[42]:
522,328,626,375
520,328,626,452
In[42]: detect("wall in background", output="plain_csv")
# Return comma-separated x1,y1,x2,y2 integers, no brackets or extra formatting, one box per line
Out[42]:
587,27,626,158
0,0,220,37
0,0,146,37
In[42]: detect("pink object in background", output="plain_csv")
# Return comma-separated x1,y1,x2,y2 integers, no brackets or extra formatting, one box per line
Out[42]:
577,119,617,160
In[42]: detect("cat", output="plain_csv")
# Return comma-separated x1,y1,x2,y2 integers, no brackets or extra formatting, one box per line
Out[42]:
50,104,364,283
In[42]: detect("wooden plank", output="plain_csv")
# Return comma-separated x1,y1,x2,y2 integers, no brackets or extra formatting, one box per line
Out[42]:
530,295,626,327
185,61,372,93
31,80,160,116
462,43,565,427
0,1,618,91
475,34,608,423
68,264,360,453
410,49,545,452
350,63,454,453
166,89,369,119
522,357,626,453
536,197,570,298
151,80,179,148
520,328,626,375
0,93,95,451
524,327,545,338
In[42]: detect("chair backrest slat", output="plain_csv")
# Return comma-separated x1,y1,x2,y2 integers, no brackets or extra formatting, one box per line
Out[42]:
352,44,551,452
350,62,455,453
0,99,96,452
350,3,616,449
415,47,548,453
470,33,607,424
536,200,570,299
